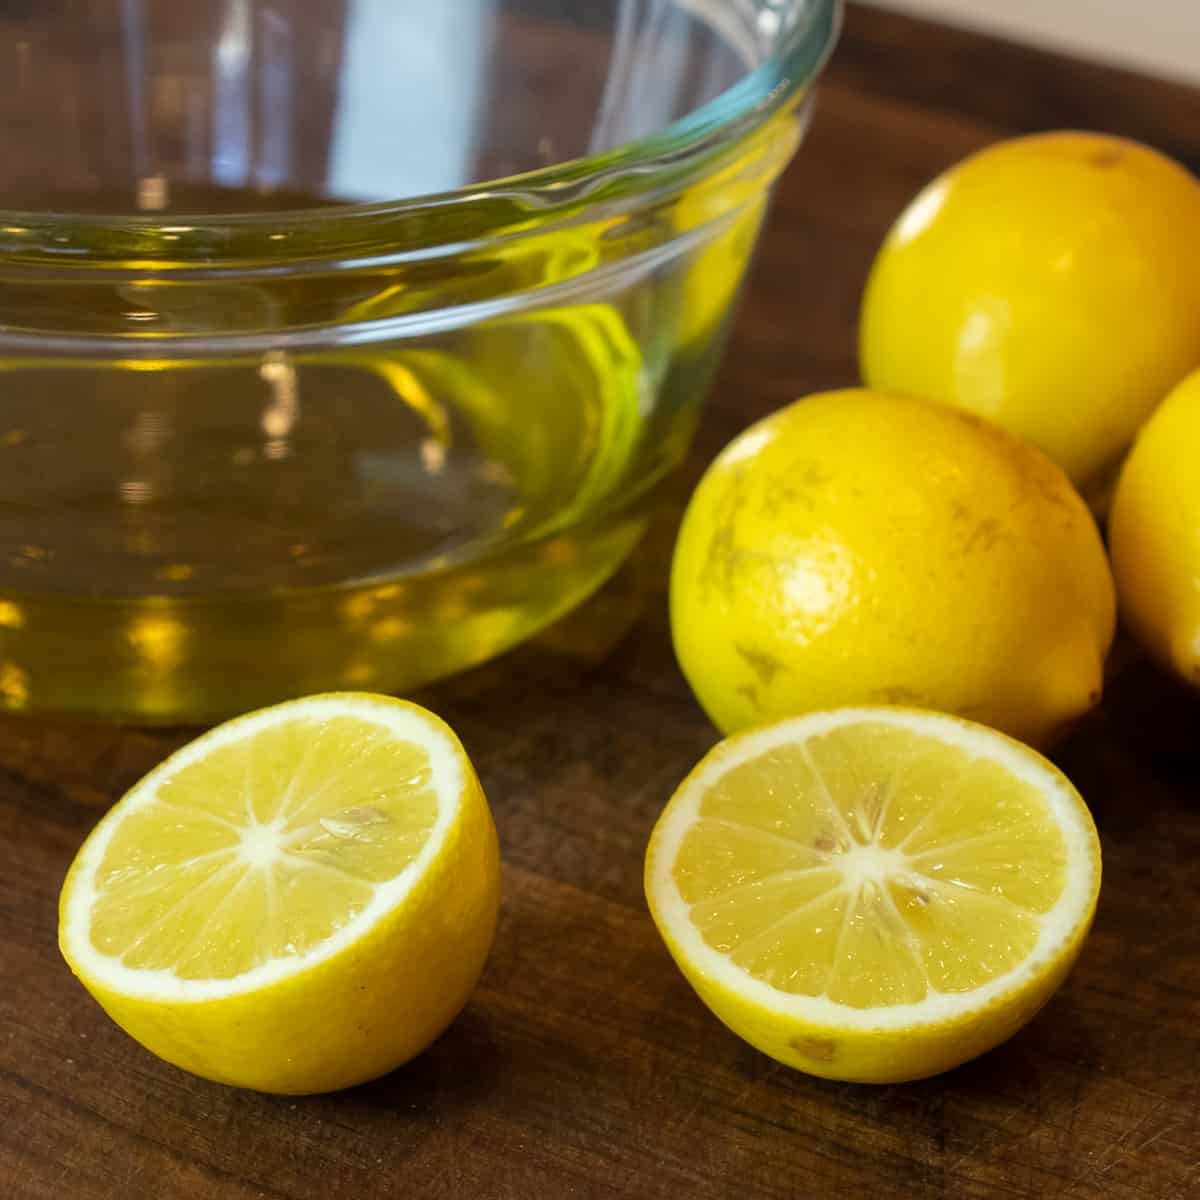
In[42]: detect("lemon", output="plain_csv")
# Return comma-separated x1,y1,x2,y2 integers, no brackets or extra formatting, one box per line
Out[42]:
676,186,768,351
676,109,802,349
669,388,1115,746
1110,368,1200,686
859,131,1200,494
58,693,500,1095
644,706,1101,1083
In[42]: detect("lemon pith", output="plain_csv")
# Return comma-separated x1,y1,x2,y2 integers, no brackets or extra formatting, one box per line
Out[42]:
645,708,1101,1083
59,693,500,1094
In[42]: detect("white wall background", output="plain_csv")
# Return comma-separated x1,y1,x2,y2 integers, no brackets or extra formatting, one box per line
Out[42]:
857,0,1200,86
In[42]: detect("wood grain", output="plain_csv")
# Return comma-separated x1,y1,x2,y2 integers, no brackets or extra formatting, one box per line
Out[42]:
5,5,1200,1198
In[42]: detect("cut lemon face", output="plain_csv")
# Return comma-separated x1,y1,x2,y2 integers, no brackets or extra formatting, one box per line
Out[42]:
645,707,1100,1083
59,693,500,1095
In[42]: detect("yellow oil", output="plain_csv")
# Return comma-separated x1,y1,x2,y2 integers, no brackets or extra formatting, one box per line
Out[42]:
0,180,759,720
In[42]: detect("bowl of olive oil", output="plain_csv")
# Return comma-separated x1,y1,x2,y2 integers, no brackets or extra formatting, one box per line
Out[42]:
0,0,837,720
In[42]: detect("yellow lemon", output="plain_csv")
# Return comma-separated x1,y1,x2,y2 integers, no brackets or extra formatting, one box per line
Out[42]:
59,693,500,1095
676,187,768,350
674,109,803,349
859,131,1200,494
669,388,1115,746
644,706,1102,1083
1110,368,1200,685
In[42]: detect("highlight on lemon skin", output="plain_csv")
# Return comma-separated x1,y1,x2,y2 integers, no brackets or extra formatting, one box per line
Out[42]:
58,692,501,1095
644,706,1102,1084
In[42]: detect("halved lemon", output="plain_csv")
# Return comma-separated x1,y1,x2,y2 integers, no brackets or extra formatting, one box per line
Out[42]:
644,707,1100,1083
59,693,500,1095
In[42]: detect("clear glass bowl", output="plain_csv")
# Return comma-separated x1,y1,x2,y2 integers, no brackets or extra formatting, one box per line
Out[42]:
0,0,838,721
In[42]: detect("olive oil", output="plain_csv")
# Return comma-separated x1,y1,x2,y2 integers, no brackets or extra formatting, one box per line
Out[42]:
0,204,752,719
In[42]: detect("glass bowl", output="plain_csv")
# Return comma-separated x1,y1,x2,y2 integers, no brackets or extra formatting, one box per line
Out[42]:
0,0,838,721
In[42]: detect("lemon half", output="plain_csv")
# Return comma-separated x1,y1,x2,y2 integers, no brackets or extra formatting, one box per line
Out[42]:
59,693,500,1095
645,707,1101,1083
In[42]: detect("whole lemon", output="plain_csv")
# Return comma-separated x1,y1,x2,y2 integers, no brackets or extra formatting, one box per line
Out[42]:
673,117,795,349
1109,369,1200,686
859,132,1200,495
670,389,1116,746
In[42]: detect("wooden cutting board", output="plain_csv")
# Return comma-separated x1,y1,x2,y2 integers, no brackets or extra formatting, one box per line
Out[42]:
5,6,1200,1197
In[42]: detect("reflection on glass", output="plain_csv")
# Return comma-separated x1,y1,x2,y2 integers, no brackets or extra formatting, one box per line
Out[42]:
329,0,492,199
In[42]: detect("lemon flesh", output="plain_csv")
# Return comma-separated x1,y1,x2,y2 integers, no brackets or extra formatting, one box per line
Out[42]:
860,131,1200,495
645,708,1101,1083
59,693,500,1094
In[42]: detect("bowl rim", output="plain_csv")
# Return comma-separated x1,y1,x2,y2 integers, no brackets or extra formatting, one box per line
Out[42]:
0,0,840,241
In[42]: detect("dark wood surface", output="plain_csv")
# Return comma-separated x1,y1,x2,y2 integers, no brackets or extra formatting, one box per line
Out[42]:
6,5,1200,1197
